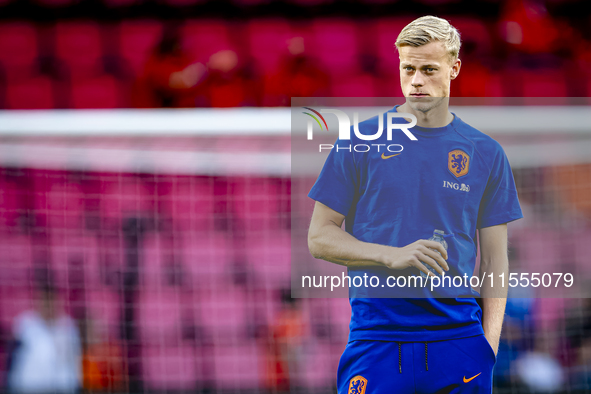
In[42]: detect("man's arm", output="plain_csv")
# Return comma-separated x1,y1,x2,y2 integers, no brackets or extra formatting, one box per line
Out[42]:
307,201,449,276
478,223,509,355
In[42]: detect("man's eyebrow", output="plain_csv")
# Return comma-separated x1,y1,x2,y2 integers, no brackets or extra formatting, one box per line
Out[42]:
400,63,441,68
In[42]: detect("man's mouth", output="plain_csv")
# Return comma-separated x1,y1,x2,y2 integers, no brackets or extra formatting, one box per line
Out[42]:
410,93,429,97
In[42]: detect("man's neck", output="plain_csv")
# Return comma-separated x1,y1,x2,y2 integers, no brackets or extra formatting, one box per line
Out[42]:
398,101,454,128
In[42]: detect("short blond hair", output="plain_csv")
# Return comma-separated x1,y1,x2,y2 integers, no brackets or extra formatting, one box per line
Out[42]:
395,16,461,61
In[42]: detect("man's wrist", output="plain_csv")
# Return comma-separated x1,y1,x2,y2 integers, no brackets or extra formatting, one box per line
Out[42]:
370,244,398,268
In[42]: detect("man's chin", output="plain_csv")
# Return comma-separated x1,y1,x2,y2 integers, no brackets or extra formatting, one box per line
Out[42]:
406,96,446,112
407,98,434,112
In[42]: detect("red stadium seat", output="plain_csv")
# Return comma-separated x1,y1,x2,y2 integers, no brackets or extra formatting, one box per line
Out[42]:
137,288,183,346
181,233,231,287
98,174,154,229
499,68,568,102
360,0,394,3
197,284,249,342
246,19,292,74
118,20,163,76
288,21,318,56
33,0,76,7
0,177,23,229
94,233,126,285
70,75,122,109
5,76,55,109
213,344,262,391
142,346,198,390
521,69,568,101
159,0,207,6
444,17,493,56
376,76,405,98
35,181,85,231
454,64,503,97
165,176,215,233
570,230,591,277
231,177,281,233
141,232,167,289
232,0,268,5
416,0,461,4
103,0,139,6
517,228,561,275
0,233,33,291
374,18,414,76
330,73,378,98
244,230,291,290
86,289,121,341
49,233,98,291
0,233,34,332
534,298,567,334
55,21,104,79
182,20,235,64
327,297,352,341
291,175,317,226
310,19,360,76
141,232,189,289
250,288,282,328
287,0,332,5
66,235,102,290
300,341,340,389
0,22,38,79
0,288,33,330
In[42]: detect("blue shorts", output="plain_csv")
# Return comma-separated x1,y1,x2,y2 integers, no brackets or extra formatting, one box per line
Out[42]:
337,334,496,394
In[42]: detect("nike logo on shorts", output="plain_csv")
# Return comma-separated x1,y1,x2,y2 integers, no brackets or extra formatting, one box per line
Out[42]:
463,372,481,383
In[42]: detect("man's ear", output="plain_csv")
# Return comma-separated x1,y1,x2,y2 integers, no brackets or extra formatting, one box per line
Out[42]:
450,58,461,80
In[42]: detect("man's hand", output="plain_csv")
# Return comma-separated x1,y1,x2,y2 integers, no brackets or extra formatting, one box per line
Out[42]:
379,240,449,276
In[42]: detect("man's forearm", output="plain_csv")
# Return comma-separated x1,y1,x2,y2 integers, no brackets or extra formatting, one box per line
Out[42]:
478,224,510,354
480,268,508,354
479,250,509,355
308,202,449,275
308,222,389,268
480,297,506,355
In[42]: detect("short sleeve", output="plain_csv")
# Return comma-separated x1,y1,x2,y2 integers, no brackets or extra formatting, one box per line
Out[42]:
308,139,359,216
477,145,524,229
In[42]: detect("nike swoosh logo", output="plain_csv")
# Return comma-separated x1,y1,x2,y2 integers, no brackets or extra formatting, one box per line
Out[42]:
463,373,481,383
381,153,400,159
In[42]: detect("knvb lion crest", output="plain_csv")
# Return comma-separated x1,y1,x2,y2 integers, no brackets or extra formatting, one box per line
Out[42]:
348,375,367,394
448,149,470,178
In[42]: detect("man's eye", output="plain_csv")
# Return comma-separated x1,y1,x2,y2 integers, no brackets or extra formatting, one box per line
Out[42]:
426,68,435,72
405,66,414,71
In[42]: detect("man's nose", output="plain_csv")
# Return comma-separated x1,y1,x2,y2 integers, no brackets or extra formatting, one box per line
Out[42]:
411,72,424,87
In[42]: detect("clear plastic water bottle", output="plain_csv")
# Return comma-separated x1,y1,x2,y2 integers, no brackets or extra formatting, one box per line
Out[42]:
420,229,448,278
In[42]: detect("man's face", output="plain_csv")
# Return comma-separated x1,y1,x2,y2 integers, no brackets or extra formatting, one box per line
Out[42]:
398,41,460,113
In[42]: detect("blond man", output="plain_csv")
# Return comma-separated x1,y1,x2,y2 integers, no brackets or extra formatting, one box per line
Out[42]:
308,16,522,393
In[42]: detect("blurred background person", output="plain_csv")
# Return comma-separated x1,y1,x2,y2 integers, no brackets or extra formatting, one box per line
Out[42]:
81,317,125,393
132,25,206,108
264,289,307,394
263,37,330,107
6,269,81,394
199,49,263,107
